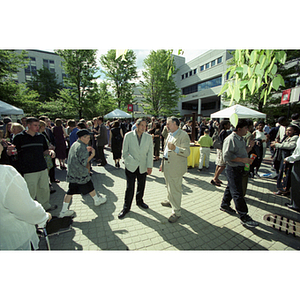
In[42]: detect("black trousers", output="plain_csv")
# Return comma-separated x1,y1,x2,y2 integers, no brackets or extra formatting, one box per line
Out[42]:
97,145,107,165
124,167,147,211
221,165,248,217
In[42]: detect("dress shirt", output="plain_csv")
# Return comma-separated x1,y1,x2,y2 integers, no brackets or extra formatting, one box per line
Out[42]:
286,136,300,163
198,134,213,148
164,128,180,158
223,132,248,167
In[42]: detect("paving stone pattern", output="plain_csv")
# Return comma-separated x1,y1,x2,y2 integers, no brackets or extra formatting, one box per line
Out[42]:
39,147,300,250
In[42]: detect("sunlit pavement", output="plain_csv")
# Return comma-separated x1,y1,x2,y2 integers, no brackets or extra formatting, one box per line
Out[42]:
39,147,300,250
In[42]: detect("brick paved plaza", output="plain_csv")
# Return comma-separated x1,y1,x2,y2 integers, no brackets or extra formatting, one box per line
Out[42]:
39,147,300,251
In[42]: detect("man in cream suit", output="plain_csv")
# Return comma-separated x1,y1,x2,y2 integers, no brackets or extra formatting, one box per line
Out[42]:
160,117,190,223
118,119,153,219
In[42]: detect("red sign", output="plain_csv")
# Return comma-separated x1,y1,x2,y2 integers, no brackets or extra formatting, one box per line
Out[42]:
127,104,133,112
281,89,291,105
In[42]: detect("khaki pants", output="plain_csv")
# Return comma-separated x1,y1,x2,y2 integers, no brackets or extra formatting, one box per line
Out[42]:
164,168,183,216
199,147,210,169
24,169,51,210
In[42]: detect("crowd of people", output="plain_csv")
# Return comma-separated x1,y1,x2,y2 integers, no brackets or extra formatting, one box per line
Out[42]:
0,112,299,250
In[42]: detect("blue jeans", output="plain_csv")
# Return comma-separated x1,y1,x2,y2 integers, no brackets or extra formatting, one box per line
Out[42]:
221,165,248,217
123,167,147,211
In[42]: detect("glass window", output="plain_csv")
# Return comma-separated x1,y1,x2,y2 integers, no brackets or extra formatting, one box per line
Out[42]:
194,69,197,74
43,59,49,68
200,65,204,71
198,75,222,92
205,63,210,69
181,74,184,80
217,57,222,64
189,70,192,76
211,60,216,67
185,73,188,78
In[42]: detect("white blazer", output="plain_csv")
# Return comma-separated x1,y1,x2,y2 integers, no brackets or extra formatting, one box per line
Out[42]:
122,130,153,173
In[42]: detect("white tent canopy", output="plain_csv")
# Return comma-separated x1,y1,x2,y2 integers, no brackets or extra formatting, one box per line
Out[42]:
104,109,132,119
210,104,266,119
0,100,24,116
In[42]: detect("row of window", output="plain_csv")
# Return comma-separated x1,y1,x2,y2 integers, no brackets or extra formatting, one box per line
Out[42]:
182,101,217,111
181,56,223,80
182,75,222,95
23,57,60,81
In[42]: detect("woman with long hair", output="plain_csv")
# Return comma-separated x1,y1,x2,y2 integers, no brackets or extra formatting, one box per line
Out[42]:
52,118,67,170
149,122,161,161
110,121,123,168
211,120,231,186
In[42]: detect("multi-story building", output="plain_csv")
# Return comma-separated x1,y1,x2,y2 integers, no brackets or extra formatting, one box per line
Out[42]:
14,49,65,84
132,50,233,119
174,49,233,118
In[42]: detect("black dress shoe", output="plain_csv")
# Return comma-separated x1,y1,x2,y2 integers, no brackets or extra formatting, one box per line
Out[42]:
285,203,300,212
118,209,129,219
137,202,149,209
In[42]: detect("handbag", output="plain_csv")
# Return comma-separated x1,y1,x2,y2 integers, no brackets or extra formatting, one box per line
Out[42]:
213,135,222,150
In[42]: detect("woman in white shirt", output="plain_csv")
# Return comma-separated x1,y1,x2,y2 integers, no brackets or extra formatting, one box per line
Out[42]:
284,133,300,212
0,143,51,250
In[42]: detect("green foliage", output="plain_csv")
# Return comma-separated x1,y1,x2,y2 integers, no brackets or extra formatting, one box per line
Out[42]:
0,50,32,108
95,81,117,116
55,49,99,119
219,50,287,106
140,49,181,117
26,67,63,103
99,49,138,109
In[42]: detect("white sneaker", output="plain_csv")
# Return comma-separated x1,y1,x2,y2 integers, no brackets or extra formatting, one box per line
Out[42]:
59,209,75,218
94,195,107,206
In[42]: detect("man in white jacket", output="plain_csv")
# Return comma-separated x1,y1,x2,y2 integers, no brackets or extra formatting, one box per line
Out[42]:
118,118,153,219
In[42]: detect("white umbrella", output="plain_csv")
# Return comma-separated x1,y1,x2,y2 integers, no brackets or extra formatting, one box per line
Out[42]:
210,104,266,119
104,109,132,119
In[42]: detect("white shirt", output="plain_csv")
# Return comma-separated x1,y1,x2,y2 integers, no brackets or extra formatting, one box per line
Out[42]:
286,136,300,163
0,165,49,250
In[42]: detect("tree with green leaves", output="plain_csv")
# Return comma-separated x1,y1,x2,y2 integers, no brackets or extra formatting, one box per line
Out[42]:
99,49,138,109
0,50,40,113
26,66,63,103
219,50,287,106
55,49,99,119
140,49,181,117
95,81,117,116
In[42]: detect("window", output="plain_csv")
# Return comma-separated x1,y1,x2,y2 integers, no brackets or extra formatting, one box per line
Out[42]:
43,59,49,68
217,57,222,64
189,70,192,76
194,68,197,74
200,65,204,71
181,74,184,80
24,57,36,75
211,60,216,67
185,73,188,78
201,101,216,110
182,84,198,95
182,102,198,110
198,76,222,92
205,63,210,69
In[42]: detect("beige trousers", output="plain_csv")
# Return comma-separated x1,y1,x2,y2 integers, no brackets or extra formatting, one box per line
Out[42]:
164,168,183,216
24,169,51,210
199,147,211,169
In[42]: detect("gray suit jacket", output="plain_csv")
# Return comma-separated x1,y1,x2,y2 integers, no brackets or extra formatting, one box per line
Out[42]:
122,130,153,173
96,124,108,146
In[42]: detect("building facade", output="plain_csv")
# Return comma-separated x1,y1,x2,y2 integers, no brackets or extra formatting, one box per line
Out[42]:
14,49,65,84
175,49,233,119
